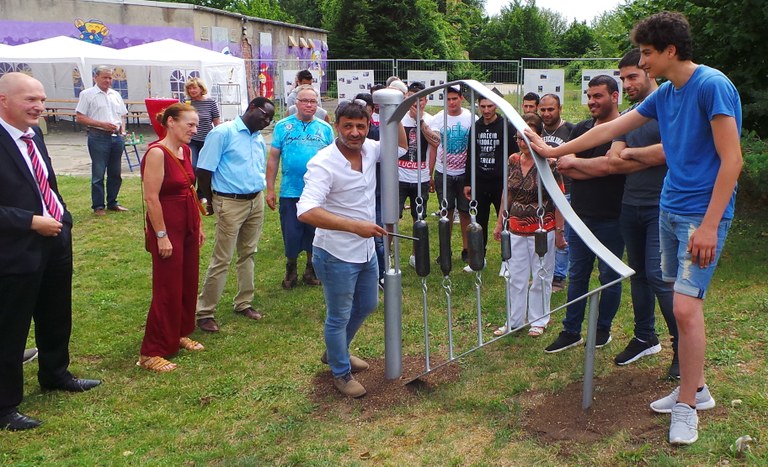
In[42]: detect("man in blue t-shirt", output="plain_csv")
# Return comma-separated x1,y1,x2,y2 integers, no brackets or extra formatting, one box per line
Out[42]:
267,85,334,289
528,12,742,446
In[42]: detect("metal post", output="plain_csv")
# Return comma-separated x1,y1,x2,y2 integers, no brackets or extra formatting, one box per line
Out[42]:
374,88,404,380
582,292,600,409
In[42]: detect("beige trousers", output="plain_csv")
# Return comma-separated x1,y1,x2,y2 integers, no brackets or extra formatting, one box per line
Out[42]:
196,193,265,319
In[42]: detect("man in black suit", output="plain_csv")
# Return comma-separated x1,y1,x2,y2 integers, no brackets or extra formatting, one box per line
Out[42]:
0,72,101,431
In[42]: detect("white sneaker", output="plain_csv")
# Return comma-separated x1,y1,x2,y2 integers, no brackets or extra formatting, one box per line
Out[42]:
669,403,698,445
650,384,716,414
463,259,487,273
409,255,416,268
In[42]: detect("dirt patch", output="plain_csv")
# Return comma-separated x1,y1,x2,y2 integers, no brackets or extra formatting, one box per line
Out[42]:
310,355,461,420
521,368,670,444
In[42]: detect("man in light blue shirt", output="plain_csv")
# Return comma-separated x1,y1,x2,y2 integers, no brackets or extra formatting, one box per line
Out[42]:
267,86,334,290
195,97,275,333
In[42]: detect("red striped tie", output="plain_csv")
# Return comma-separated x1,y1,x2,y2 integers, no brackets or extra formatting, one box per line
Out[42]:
20,132,62,222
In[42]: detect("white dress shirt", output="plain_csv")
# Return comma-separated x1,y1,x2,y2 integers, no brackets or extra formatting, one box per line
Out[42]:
75,86,127,128
297,139,381,264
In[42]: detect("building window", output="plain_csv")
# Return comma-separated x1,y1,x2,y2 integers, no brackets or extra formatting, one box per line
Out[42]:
0,62,32,78
170,70,200,101
112,67,129,99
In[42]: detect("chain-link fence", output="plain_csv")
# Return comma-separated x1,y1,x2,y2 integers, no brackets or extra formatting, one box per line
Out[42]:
245,57,622,118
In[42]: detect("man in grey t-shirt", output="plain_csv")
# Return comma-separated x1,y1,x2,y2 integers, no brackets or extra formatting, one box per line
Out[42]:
576,50,679,378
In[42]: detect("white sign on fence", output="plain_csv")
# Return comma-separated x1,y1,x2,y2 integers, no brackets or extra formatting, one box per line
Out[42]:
336,70,375,100
282,69,322,101
406,70,448,106
581,69,622,105
523,69,565,105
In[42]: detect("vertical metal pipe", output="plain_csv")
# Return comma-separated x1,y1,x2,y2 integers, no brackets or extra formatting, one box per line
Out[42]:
582,292,600,409
373,89,404,380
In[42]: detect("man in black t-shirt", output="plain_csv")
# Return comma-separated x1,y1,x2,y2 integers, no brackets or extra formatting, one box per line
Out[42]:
543,75,626,354
462,96,518,271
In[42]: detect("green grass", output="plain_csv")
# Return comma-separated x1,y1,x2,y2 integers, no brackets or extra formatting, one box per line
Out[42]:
2,176,767,465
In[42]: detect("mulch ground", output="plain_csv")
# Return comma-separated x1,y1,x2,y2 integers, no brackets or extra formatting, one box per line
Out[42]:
310,357,727,446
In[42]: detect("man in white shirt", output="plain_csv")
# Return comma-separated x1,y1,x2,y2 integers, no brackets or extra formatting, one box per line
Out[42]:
297,100,405,398
75,66,128,215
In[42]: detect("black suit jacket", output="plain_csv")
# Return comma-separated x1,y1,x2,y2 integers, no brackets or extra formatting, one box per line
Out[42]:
0,124,72,275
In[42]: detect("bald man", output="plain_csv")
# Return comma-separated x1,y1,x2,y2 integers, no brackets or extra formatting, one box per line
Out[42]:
0,73,100,431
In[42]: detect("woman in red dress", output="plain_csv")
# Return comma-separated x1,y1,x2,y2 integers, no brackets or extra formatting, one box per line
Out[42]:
138,103,205,372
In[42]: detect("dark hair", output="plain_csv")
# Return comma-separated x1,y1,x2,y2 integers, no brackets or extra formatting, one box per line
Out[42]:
619,48,642,69
523,92,540,104
354,92,373,108
522,112,543,135
539,93,561,106
588,75,619,94
335,100,370,122
296,70,313,82
408,81,426,93
156,102,196,127
247,97,273,111
631,11,693,61
447,84,462,96
370,84,386,94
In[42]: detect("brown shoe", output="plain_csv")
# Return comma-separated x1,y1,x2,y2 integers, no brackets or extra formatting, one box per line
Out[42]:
333,373,366,398
108,205,129,212
196,318,219,333
235,306,263,320
302,262,321,286
93,208,106,216
282,261,298,289
321,351,369,372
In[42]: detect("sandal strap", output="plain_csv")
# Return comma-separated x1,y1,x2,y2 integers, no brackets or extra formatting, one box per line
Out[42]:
138,356,176,372
179,337,204,350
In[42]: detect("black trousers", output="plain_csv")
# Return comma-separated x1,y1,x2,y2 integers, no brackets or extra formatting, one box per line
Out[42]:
0,225,74,415
472,181,503,251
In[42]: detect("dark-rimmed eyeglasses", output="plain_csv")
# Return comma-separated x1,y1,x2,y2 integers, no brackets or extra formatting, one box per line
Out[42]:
255,106,273,123
297,98,318,105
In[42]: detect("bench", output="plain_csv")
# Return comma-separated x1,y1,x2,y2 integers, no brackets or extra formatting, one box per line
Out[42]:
44,99,80,131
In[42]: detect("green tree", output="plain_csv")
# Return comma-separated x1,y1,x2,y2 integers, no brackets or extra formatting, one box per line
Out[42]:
278,0,324,27
617,0,768,135
558,21,596,57
468,0,564,59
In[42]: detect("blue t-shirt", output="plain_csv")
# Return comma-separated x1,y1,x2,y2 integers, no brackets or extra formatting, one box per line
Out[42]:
197,117,267,194
271,115,334,198
636,65,741,219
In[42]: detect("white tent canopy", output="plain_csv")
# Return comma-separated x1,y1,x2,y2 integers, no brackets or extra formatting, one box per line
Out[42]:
0,37,248,118
0,36,120,100
107,39,248,118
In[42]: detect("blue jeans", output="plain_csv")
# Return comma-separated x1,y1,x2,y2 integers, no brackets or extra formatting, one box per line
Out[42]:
88,132,124,210
659,210,731,299
562,216,624,335
312,247,379,377
620,204,677,346
375,191,384,280
278,198,315,260
188,139,205,169
554,193,571,280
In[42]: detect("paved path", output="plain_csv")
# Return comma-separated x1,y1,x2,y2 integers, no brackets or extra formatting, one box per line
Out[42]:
43,122,273,176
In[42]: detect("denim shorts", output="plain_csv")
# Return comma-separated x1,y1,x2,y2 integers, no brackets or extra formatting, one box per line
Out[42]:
659,210,731,299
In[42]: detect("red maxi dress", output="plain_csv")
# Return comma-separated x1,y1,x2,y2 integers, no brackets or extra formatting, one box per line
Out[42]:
140,144,200,357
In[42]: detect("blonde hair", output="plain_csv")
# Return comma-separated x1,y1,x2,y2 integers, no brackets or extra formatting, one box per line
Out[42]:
185,77,208,97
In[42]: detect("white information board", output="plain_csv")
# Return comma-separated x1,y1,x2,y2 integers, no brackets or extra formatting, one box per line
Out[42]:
336,70,375,100
406,70,448,106
581,69,623,105
523,69,565,104
282,69,322,101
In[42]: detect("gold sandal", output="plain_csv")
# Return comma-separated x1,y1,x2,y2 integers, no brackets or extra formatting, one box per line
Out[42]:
137,356,177,372
179,337,204,351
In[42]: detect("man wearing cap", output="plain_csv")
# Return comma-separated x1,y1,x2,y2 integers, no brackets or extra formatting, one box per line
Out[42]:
75,65,129,215
195,97,275,333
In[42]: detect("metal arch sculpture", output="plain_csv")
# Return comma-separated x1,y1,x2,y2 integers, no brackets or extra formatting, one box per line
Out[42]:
375,80,634,409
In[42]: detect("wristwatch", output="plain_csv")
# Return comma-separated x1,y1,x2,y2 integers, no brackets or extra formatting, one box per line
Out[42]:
156,230,167,238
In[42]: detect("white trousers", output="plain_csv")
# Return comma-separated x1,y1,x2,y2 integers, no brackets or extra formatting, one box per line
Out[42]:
499,231,556,329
